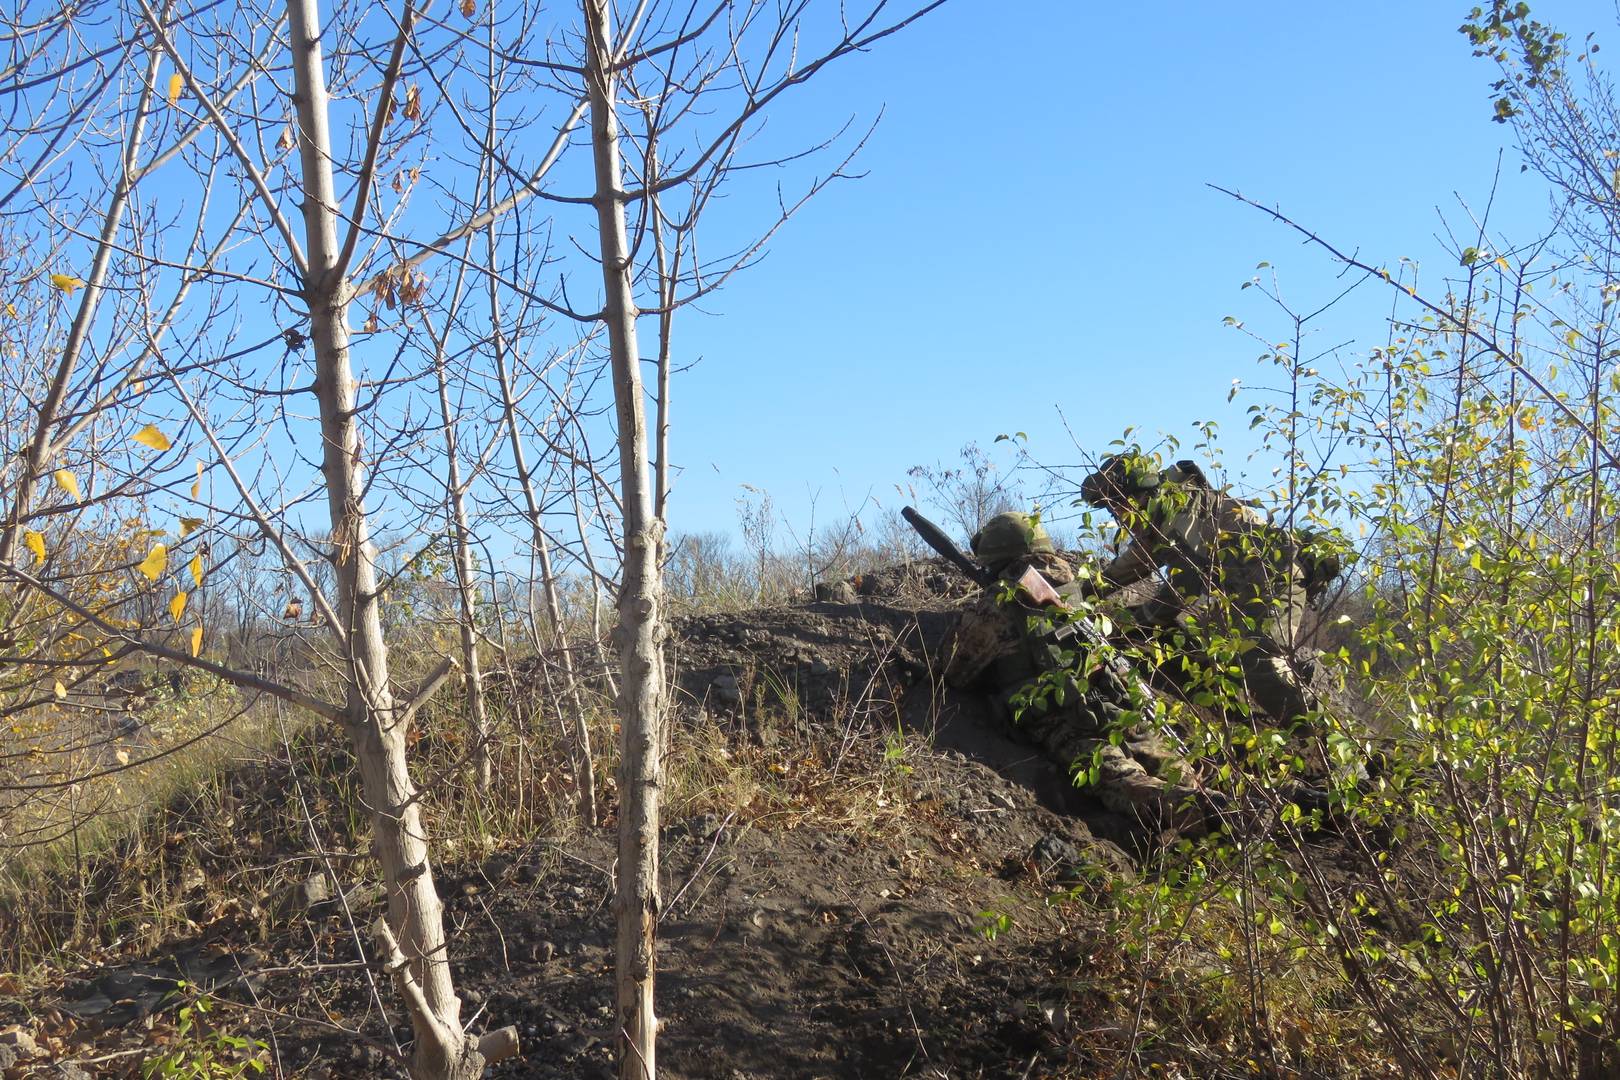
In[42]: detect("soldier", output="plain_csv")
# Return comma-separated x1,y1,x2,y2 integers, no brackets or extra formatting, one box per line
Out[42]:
942,511,1206,834
1077,452,1316,727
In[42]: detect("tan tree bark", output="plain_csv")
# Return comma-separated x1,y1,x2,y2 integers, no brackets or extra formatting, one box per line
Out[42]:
283,0,512,1074
583,0,667,1072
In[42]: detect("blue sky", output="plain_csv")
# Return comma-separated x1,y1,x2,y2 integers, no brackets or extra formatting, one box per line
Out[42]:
12,0,1598,576
656,0,1604,542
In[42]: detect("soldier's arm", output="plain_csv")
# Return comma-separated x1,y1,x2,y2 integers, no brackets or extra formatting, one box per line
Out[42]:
1104,494,1208,587
1098,539,1158,589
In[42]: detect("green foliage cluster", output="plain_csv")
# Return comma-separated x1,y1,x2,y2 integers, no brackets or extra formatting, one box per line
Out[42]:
1047,212,1620,1079
140,994,268,1079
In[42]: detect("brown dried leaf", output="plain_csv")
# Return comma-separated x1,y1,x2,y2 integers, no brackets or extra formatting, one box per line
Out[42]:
402,84,421,121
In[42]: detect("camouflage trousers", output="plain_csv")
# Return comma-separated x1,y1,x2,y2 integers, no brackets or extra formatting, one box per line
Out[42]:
1001,686,1200,822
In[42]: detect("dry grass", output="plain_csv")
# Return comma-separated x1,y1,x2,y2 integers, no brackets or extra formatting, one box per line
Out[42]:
1,676,277,912
662,705,920,841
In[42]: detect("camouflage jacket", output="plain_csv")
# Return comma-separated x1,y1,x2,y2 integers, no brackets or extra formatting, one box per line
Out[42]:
1100,482,1299,601
943,551,1077,692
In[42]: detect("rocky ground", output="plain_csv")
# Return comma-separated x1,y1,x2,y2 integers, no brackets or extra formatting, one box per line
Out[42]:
0,558,1301,1079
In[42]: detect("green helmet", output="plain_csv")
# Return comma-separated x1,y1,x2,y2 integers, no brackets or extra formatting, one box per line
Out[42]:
1080,452,1162,507
970,511,1053,570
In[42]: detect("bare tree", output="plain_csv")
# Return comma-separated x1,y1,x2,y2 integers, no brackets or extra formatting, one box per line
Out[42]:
0,0,529,1071
579,6,670,1072
907,441,1023,539
2,1,944,1076
568,1,948,1071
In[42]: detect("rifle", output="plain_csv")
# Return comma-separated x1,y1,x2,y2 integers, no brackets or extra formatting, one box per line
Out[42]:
901,505,1142,685
902,506,1083,634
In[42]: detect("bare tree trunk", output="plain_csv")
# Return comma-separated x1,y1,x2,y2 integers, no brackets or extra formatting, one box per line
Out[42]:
649,151,676,531
537,530,598,823
426,229,495,796
490,314,598,825
433,335,492,795
568,481,621,700
584,0,666,1073
284,1,509,1074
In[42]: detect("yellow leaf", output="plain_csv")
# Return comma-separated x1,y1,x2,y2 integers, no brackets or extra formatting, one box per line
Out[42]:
53,681,66,700
49,273,84,295
1496,257,1511,272
167,72,182,105
169,591,188,621
189,554,204,586
4,303,16,317
115,748,130,766
192,460,203,499
22,530,45,564
53,469,82,502
132,424,171,451
190,625,203,657
137,543,168,580
179,517,204,537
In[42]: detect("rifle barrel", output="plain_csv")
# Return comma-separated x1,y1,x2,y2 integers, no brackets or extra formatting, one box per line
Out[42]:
901,506,990,586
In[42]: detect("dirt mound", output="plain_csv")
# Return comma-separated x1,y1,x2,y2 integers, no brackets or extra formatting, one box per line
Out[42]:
669,556,965,727
5,748,1130,1078
667,559,1179,849
2,562,1171,1078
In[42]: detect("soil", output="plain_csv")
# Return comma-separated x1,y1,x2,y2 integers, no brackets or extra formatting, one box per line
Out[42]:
0,559,1247,1079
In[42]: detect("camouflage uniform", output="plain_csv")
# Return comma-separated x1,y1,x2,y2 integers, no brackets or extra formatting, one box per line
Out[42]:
943,521,1199,824
1085,457,1314,726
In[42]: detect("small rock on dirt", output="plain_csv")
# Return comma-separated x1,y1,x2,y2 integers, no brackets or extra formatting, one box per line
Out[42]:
1029,832,1093,879
0,1027,36,1056
813,581,857,604
273,872,331,918
709,672,741,705
683,814,724,841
